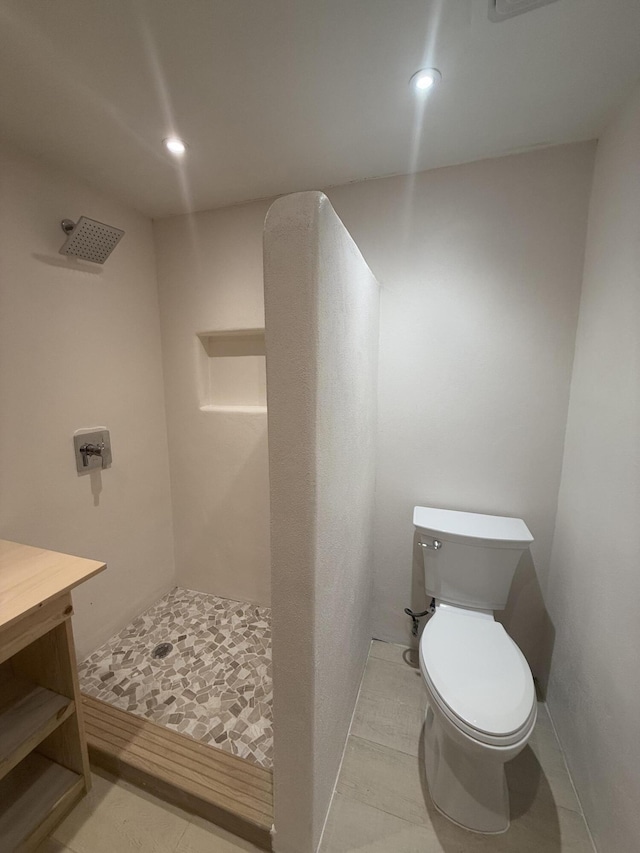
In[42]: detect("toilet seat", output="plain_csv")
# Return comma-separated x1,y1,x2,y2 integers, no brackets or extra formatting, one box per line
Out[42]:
419,605,536,747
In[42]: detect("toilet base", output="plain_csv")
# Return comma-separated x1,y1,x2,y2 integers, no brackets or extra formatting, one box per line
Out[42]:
423,704,510,834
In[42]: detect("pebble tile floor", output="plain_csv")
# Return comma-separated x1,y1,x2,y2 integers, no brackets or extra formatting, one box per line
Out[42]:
60,639,597,853
79,587,272,769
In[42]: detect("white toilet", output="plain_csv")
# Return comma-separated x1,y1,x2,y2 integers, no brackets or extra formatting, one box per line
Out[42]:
413,506,536,834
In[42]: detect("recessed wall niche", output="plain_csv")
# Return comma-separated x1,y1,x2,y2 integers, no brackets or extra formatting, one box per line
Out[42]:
196,328,267,412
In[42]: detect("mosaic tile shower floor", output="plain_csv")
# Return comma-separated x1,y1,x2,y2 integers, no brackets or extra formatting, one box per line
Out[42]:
79,587,272,769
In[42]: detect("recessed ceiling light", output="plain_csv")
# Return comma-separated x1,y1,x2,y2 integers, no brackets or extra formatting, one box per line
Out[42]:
163,136,187,157
409,68,441,93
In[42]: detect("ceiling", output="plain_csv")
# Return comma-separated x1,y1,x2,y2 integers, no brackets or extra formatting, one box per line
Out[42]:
0,0,639,218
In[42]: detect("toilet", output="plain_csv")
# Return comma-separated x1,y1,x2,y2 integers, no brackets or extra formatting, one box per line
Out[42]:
413,506,536,834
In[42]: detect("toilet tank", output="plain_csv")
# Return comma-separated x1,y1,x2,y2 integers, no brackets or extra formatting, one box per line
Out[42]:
413,506,534,610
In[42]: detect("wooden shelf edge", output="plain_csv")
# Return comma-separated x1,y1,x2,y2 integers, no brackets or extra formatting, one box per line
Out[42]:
0,682,75,783
21,776,85,853
0,753,85,852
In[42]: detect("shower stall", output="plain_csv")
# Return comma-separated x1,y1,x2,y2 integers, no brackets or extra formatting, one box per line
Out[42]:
78,201,273,770
74,197,276,847
0,154,379,853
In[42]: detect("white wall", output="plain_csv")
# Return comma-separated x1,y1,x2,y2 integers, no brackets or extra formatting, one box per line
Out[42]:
176,143,595,681
546,85,640,853
265,193,379,853
327,142,596,680
0,143,175,659
154,203,272,605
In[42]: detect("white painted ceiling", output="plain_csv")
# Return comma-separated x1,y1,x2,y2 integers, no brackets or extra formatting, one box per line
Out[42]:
0,0,639,217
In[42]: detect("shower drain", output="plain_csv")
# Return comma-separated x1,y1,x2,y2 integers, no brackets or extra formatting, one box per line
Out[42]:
151,642,173,660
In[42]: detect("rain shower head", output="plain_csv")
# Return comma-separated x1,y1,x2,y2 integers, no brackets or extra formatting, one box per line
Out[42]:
59,216,124,264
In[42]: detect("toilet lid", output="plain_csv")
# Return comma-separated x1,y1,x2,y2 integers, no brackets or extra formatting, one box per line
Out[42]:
420,610,535,738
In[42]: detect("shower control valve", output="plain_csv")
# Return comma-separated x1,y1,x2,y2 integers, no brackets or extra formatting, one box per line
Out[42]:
79,442,105,468
73,428,112,474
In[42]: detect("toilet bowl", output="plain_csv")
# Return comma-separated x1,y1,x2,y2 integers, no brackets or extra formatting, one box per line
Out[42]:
412,506,536,833
419,602,536,833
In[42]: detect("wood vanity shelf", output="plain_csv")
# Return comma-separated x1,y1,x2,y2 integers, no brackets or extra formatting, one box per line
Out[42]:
0,539,105,852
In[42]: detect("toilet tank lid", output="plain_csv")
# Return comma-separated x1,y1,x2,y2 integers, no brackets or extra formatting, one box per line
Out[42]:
413,506,533,546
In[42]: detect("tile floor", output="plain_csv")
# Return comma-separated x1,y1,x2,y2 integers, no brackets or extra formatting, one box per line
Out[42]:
319,640,596,853
79,587,272,768
49,639,595,853
45,768,264,853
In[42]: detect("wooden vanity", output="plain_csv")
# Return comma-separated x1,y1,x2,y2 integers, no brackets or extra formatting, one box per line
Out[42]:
0,539,105,852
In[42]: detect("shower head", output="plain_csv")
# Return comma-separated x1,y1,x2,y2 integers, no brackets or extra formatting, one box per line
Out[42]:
59,216,124,264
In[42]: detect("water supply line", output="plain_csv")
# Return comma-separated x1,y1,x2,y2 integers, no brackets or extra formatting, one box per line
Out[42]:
404,598,436,637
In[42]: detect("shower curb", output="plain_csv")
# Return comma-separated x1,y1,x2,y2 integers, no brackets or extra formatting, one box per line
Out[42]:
81,694,273,850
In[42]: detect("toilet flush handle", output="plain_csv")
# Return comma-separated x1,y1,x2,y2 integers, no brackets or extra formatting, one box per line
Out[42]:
420,539,442,551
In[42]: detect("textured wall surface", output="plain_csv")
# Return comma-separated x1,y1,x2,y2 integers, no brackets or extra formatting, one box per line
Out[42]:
265,192,379,853
327,143,596,681
546,84,640,853
163,144,597,687
0,142,175,659
153,202,272,604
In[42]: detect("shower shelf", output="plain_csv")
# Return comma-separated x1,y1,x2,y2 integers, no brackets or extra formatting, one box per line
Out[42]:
197,328,267,412
199,404,267,414
197,327,265,340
